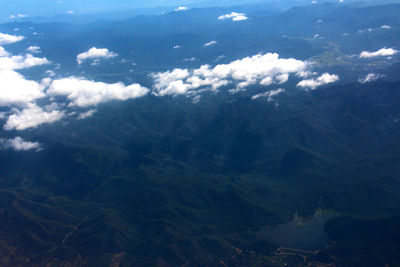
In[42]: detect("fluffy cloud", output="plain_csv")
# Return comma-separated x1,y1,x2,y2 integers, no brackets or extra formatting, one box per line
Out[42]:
153,53,309,96
204,41,217,47
359,73,384,83
252,88,285,101
1,137,41,151
359,48,398,58
47,77,149,107
77,47,118,64
0,69,46,106
4,103,65,131
297,73,339,90
0,44,151,133
218,12,248,21
0,53,50,70
0,46,50,106
381,25,391,29
0,33,24,45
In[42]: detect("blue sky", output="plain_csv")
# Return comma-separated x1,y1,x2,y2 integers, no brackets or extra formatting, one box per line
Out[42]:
0,0,274,20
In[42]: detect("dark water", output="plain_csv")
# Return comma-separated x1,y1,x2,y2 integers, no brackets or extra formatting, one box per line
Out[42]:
259,210,338,251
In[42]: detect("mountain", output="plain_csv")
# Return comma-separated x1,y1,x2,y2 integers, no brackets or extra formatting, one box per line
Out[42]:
0,1,400,266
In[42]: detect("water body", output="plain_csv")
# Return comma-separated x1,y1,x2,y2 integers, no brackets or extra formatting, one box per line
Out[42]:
259,210,338,251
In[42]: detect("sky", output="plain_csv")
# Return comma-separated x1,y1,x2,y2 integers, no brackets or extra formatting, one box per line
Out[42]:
0,0,344,21
0,0,270,19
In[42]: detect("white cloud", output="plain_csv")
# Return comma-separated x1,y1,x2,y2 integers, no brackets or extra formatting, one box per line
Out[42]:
174,6,187,11
0,53,50,70
26,46,41,53
47,77,149,107
153,53,308,96
1,137,41,151
359,48,398,58
77,47,118,64
0,46,51,106
381,25,391,29
218,12,248,21
0,69,46,106
77,109,96,120
0,33,24,45
297,73,339,90
359,73,384,83
173,45,181,49
0,46,9,57
204,41,217,47
252,88,285,101
4,103,65,131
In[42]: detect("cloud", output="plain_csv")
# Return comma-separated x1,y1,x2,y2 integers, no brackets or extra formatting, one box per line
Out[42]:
174,6,187,11
77,47,118,64
359,73,384,83
204,41,217,47
0,69,46,106
0,53,50,70
0,44,150,133
359,48,398,58
381,25,391,29
0,46,9,57
77,109,96,120
252,88,285,101
297,73,339,90
183,57,196,62
8,14,28,20
26,46,41,53
358,28,373,34
47,77,149,107
4,103,65,131
1,137,41,151
173,45,181,49
0,46,50,106
0,33,24,45
152,53,309,96
218,12,248,21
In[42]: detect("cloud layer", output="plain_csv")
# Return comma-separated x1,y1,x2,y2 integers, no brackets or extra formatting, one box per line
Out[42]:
152,53,312,96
